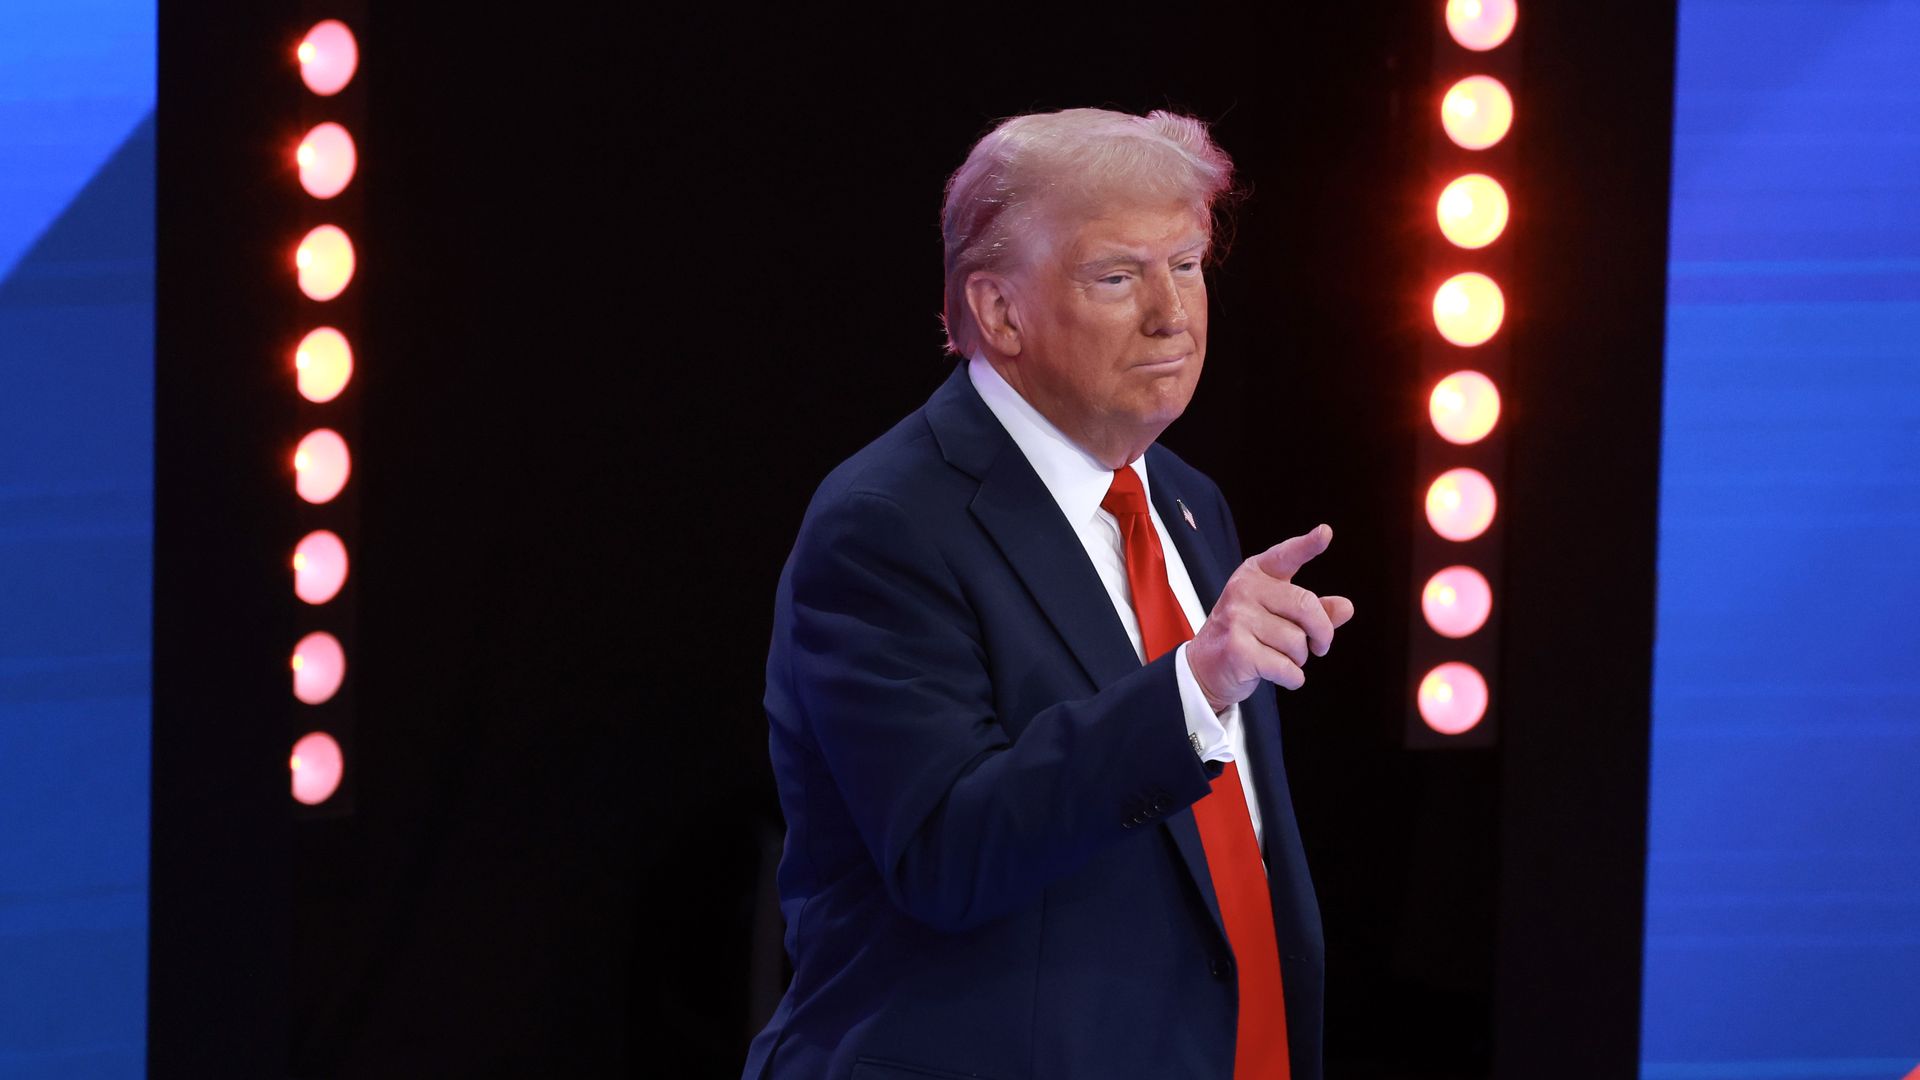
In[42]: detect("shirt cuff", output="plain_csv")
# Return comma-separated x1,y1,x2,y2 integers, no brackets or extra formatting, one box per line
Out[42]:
1174,641,1238,764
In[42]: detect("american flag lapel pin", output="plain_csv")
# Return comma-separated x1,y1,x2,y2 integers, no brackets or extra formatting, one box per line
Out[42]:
1177,498,1197,530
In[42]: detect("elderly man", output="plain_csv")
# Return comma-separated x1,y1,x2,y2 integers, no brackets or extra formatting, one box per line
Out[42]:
743,108,1353,1080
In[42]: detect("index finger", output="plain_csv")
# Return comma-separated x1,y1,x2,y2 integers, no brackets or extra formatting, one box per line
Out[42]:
1253,524,1332,582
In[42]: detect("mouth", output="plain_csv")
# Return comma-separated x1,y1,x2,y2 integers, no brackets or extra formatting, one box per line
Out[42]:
1134,353,1189,370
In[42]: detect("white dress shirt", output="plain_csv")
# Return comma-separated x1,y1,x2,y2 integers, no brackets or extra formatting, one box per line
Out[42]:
968,357,1264,849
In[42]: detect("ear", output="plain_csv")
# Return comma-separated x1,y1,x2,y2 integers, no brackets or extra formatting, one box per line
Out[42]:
964,271,1023,357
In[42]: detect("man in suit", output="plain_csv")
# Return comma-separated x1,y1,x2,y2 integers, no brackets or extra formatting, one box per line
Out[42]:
744,107,1354,1080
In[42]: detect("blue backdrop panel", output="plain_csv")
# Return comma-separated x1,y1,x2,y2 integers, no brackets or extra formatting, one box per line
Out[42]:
1645,2,1920,1078
0,2,154,1076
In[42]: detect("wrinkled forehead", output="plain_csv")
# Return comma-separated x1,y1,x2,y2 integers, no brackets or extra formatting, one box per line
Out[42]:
1027,192,1212,267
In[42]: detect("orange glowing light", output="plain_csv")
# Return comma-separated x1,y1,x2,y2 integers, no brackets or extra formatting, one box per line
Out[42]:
298,20,357,96
1425,467,1497,541
1423,565,1494,638
1436,173,1509,249
1429,370,1502,444
296,225,354,301
1442,75,1513,150
294,327,353,403
1446,0,1517,51
1419,662,1489,734
1432,271,1505,346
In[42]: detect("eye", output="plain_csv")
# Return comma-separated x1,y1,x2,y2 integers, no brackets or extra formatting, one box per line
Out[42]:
1100,273,1131,286
1175,259,1202,274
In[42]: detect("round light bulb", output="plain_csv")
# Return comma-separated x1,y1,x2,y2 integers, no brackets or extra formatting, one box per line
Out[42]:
294,429,351,504
292,631,345,705
298,20,358,96
1422,565,1494,638
1429,370,1502,444
296,121,356,199
1441,75,1514,150
291,731,344,805
1436,173,1510,249
296,225,355,301
294,530,350,605
1419,662,1489,734
1432,271,1506,346
1425,467,1497,541
294,327,353,403
1446,0,1517,51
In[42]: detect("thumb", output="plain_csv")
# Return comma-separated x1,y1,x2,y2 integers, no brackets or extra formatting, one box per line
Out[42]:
1320,595,1355,629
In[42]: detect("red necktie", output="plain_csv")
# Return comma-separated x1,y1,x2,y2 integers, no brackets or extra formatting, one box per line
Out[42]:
1102,467,1290,1079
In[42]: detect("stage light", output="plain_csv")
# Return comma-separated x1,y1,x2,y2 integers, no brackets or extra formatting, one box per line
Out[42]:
1437,173,1509,249
1433,271,1505,346
291,731,344,805
296,225,355,301
294,428,351,504
298,20,357,96
1446,0,1517,51
294,530,349,605
1442,75,1513,150
1422,565,1493,638
297,122,356,199
1418,661,1489,734
1426,467,1497,541
1430,370,1502,444
292,631,345,705
294,327,353,403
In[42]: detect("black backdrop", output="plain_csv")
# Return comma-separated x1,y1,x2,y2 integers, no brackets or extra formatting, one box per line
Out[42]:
151,4,1676,1077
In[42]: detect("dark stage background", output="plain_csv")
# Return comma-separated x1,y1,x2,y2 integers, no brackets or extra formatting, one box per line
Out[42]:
151,3,1676,1077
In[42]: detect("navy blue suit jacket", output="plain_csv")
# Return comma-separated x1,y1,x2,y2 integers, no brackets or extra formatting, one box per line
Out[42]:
744,363,1324,1080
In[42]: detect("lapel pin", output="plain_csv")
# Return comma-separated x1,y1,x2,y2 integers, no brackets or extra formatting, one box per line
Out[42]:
1177,498,1197,530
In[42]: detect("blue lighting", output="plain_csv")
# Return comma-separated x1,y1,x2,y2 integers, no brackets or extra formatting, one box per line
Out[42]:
1646,3,1920,1077
0,1,154,1075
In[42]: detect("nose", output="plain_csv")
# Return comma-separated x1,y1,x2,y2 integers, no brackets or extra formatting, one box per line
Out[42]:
1143,267,1189,338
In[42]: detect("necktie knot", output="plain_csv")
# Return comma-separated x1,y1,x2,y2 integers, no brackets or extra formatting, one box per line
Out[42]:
1101,467,1150,519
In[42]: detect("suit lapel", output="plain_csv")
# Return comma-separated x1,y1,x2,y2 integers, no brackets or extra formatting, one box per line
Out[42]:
968,452,1143,691
929,368,1234,946
925,362,1148,695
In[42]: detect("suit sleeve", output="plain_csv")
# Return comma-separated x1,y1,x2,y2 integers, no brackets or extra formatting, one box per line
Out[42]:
786,488,1216,933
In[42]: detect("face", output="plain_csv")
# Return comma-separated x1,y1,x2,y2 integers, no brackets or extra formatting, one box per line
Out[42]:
996,199,1210,465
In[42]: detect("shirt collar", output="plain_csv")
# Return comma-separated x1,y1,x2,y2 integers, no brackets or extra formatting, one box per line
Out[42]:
967,356,1151,528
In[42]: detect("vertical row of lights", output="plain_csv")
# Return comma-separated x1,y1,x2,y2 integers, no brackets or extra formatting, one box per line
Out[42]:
288,17,360,805
1411,0,1518,743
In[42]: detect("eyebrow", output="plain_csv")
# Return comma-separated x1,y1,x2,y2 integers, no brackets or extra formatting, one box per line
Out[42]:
1073,237,1211,277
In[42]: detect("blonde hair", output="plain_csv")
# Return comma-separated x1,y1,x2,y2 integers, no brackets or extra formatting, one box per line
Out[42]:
939,107,1236,358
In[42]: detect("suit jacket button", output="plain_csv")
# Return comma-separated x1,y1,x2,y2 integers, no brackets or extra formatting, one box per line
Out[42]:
1151,795,1172,812
1210,957,1232,980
